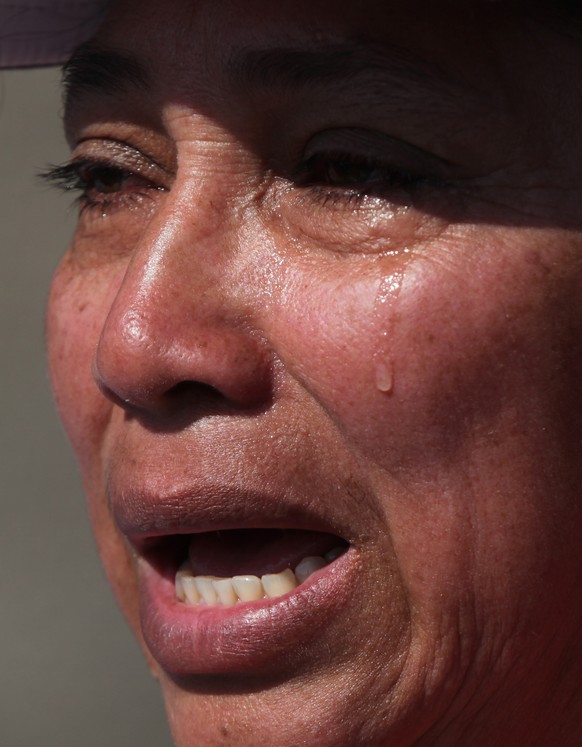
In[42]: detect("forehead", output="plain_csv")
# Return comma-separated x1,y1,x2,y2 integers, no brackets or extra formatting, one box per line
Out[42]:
62,0,514,125
78,0,523,89
63,0,578,113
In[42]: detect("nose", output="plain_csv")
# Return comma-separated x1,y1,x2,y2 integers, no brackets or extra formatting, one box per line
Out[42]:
93,193,273,418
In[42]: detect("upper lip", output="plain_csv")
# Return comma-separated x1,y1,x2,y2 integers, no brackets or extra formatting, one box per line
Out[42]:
110,480,353,555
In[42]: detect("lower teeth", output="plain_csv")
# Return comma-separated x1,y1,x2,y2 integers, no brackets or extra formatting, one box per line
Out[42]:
175,548,344,606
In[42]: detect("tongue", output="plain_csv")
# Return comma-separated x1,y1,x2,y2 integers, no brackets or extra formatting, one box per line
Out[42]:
188,529,341,578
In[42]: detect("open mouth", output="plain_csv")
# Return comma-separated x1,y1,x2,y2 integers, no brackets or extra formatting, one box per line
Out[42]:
147,528,349,608
133,522,356,675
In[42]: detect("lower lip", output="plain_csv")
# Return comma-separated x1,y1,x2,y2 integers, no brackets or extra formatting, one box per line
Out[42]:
138,549,358,676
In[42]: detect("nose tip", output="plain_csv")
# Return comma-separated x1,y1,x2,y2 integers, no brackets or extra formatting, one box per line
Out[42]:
93,297,273,418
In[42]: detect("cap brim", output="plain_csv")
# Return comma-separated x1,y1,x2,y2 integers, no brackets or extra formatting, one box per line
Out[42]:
0,1,108,68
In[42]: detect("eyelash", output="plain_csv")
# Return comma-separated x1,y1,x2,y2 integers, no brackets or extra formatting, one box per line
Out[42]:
42,158,162,215
294,151,439,208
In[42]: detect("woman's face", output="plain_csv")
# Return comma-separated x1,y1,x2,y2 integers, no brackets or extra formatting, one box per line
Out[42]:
47,0,582,744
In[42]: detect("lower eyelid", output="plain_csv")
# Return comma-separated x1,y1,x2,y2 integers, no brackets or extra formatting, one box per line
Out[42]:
77,185,163,222
304,186,370,209
299,183,417,213
74,163,164,204
266,173,454,252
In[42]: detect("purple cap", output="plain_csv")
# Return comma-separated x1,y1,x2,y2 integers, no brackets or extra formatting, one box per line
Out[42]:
0,0,108,68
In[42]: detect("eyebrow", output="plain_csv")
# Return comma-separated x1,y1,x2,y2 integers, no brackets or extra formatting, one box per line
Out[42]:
62,36,471,119
63,41,150,111
227,38,466,99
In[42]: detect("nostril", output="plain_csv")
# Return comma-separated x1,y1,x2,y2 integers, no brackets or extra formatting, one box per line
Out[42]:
167,380,219,400
164,380,225,412
163,379,273,419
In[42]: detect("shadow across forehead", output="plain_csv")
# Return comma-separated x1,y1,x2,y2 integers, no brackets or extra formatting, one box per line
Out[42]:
62,33,468,108
61,0,582,105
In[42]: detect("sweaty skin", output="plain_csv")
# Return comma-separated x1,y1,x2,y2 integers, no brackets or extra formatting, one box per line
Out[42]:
47,0,582,745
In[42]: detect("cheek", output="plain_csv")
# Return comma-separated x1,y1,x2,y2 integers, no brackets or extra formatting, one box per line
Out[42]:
46,258,119,472
268,257,410,433
283,274,388,404
268,255,452,466
46,257,145,637
274,237,582,472
272,236,582,603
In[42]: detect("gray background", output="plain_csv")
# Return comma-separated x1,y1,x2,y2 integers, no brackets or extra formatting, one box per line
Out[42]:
0,68,173,746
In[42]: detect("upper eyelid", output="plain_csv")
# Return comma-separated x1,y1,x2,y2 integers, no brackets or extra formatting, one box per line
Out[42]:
72,137,173,181
43,145,168,181
299,128,453,177
293,152,446,194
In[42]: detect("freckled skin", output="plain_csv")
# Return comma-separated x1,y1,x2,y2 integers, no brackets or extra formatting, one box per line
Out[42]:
47,0,582,745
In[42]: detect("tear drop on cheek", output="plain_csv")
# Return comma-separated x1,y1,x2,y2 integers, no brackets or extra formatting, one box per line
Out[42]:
373,270,404,395
375,357,393,393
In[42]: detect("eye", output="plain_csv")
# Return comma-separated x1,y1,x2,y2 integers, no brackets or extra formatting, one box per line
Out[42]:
301,152,382,188
42,157,164,215
290,128,448,210
79,163,130,195
269,128,455,254
296,151,427,197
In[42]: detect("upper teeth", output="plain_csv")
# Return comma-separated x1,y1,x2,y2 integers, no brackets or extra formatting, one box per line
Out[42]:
175,548,344,606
